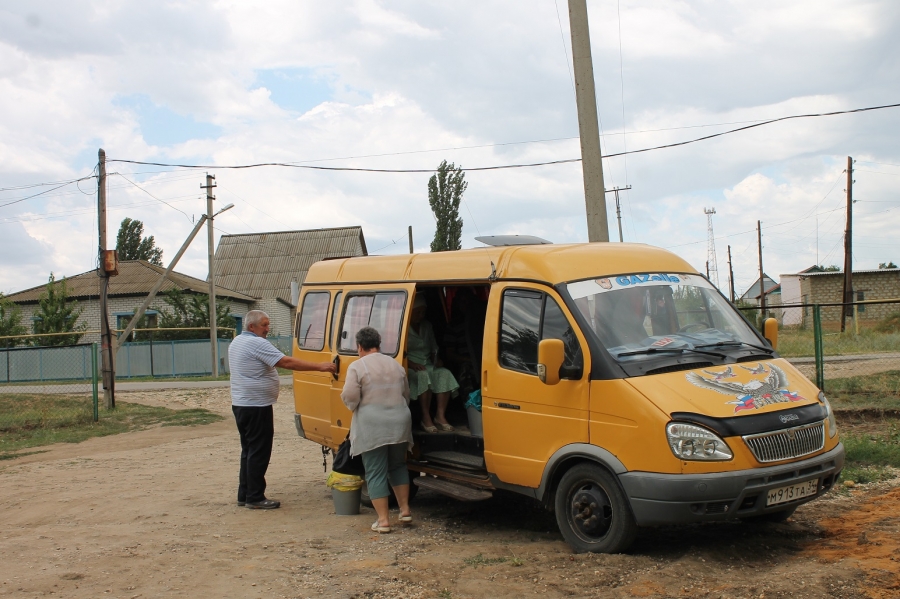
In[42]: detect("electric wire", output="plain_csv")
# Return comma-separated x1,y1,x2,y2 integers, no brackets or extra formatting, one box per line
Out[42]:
105,102,900,173
112,173,192,220
0,176,96,209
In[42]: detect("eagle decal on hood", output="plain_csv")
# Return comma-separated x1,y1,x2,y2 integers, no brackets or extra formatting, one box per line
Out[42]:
686,363,806,413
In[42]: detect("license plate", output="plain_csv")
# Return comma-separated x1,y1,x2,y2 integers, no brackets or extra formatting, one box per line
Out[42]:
766,479,818,506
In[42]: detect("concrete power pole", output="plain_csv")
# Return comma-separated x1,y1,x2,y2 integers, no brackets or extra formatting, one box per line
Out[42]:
568,0,609,242
841,156,854,333
757,220,766,317
704,207,720,289
408,226,414,254
203,174,219,376
605,185,631,242
97,149,115,409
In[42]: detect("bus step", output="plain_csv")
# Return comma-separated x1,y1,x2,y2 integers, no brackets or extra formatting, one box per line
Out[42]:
414,477,493,502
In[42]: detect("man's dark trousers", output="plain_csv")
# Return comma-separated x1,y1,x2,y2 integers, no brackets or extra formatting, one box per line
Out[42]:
232,405,275,504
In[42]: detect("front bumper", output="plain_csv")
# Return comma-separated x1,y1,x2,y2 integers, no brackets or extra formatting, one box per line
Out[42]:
619,443,844,525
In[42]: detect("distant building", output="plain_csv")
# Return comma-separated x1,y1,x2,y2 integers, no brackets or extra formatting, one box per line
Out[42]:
4,260,256,344
779,266,824,326
739,274,781,306
797,268,900,325
212,226,368,338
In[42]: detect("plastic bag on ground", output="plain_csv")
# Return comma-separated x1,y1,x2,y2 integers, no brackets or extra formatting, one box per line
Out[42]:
326,471,364,491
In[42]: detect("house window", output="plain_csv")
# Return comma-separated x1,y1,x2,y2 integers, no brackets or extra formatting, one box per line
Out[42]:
233,315,243,335
856,291,865,313
115,311,158,341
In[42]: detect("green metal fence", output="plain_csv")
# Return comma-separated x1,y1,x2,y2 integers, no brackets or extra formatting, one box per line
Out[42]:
0,343,100,451
739,299,900,402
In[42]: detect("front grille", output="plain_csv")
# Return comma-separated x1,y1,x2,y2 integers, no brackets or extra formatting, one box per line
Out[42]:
743,421,825,463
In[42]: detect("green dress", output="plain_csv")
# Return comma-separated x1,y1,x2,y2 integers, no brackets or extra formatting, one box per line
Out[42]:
407,320,459,400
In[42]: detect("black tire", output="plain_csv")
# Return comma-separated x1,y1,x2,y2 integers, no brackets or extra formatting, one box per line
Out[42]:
742,505,797,524
554,463,637,554
360,470,420,508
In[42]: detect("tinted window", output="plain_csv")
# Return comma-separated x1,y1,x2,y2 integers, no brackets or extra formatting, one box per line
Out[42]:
500,290,583,378
296,292,330,350
499,290,542,373
338,291,407,356
542,297,584,377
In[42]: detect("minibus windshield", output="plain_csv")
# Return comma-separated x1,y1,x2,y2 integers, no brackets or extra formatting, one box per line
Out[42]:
566,273,766,363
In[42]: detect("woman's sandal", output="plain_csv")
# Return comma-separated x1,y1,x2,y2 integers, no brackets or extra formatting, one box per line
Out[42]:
421,421,438,433
435,422,454,432
398,513,413,524
371,521,391,534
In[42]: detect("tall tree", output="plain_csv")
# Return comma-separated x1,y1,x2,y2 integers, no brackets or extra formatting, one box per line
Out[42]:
0,294,27,348
428,160,466,252
116,217,163,265
153,289,236,341
32,273,86,346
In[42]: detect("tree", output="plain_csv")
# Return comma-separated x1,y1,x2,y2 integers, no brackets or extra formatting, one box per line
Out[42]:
153,289,236,341
116,217,163,265
31,273,86,346
0,294,27,348
878,261,898,269
428,160,466,252
818,265,841,272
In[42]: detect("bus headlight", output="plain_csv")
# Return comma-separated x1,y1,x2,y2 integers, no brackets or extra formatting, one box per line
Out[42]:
819,391,837,438
666,422,733,461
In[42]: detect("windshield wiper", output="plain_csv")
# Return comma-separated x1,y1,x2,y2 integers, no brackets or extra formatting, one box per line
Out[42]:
695,341,775,354
616,347,726,359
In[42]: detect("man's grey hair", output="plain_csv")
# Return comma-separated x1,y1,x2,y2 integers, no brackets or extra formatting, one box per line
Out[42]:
245,310,269,328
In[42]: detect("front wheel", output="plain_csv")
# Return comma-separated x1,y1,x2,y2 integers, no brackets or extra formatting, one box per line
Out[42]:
554,464,637,554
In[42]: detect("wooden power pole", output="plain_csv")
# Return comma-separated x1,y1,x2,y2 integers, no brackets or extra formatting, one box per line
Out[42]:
727,245,736,302
568,0,609,242
757,221,766,317
203,174,219,376
97,149,115,409
841,156,854,332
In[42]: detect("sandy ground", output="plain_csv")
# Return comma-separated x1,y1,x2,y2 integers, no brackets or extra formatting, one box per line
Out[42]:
2,387,899,599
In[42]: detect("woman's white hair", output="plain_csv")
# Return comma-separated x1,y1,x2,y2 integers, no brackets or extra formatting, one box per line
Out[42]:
245,310,269,328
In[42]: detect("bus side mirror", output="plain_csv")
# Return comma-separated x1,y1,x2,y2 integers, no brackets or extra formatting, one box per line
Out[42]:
763,317,778,351
537,339,565,385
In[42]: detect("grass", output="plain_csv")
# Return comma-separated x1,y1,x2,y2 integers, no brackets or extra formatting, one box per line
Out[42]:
777,327,900,358
0,393,223,460
826,370,900,411
840,421,900,485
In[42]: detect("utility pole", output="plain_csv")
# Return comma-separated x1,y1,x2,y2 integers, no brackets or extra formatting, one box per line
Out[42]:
408,226,414,254
727,245,736,303
841,156,854,333
97,149,115,409
568,0,609,242
757,220,766,318
202,174,219,376
605,185,631,242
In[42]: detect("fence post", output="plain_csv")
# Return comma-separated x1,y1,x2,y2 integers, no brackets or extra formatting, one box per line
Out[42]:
92,343,99,422
813,304,824,391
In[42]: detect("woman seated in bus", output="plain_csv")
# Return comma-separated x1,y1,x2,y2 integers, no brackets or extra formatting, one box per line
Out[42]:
406,295,459,432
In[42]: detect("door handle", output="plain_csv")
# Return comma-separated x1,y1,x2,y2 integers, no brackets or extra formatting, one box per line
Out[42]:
332,355,340,380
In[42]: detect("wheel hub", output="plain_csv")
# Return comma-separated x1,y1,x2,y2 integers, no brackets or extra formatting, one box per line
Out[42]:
571,487,612,537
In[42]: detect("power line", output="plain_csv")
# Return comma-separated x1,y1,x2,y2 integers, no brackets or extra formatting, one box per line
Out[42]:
106,102,900,174
0,176,96,209
113,173,192,220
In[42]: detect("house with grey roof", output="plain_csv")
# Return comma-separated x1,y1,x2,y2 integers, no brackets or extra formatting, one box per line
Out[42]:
212,226,368,338
5,260,256,344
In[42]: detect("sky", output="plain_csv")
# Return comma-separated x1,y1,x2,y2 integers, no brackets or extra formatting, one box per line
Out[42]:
1,0,898,299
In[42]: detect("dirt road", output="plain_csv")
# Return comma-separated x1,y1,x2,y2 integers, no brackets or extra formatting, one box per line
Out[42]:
1,387,898,599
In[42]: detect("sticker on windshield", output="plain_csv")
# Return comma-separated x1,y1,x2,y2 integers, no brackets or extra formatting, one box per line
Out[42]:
616,274,681,286
651,337,674,347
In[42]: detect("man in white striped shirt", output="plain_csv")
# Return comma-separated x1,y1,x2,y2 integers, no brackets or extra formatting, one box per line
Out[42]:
230,310,335,509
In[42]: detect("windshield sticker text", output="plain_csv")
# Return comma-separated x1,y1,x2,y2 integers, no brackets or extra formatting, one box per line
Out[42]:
616,274,681,286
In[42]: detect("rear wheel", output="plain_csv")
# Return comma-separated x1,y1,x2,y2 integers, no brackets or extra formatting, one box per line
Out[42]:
554,463,637,554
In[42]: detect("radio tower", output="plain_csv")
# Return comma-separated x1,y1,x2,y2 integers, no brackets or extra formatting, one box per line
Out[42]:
704,207,720,289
